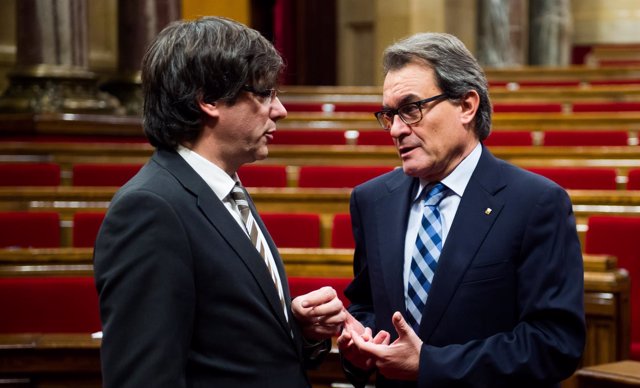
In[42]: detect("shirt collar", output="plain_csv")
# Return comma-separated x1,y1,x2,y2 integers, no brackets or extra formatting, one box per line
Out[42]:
415,142,482,201
177,145,239,201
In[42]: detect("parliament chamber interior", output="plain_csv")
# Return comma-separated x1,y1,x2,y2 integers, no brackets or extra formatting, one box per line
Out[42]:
1,0,640,387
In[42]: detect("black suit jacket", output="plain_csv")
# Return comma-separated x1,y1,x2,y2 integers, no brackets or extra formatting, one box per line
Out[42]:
345,146,585,388
94,148,313,388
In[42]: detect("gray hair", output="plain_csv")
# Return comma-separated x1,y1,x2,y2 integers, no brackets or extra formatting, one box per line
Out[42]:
141,16,284,149
383,32,492,140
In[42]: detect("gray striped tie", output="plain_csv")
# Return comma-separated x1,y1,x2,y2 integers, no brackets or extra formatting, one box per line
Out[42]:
230,183,286,314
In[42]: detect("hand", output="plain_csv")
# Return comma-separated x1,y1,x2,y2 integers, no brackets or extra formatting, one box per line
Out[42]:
350,311,422,380
291,286,346,341
337,311,390,371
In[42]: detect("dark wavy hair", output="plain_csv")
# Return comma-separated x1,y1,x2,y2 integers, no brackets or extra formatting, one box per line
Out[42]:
141,16,284,149
383,32,492,141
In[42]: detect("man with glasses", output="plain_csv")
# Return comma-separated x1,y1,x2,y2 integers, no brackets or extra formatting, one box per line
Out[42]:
94,17,345,388
337,32,585,388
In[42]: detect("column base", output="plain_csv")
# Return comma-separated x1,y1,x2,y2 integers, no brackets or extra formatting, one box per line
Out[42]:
0,65,122,114
100,71,142,116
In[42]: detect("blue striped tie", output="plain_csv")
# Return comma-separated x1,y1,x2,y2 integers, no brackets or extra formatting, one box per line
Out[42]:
406,182,447,330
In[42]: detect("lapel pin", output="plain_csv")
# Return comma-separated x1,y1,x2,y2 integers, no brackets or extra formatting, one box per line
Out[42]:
484,208,492,215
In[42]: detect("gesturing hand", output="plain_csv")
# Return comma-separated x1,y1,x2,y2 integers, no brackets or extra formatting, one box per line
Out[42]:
349,311,422,380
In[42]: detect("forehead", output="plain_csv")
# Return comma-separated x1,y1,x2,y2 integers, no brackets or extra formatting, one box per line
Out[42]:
382,63,438,106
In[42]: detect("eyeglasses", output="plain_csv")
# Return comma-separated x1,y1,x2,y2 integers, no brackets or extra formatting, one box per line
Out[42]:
242,85,279,104
374,93,447,130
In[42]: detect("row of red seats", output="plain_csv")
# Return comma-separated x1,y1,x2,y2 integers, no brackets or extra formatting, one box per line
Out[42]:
0,163,395,188
2,162,640,190
1,214,638,360
283,101,640,114
271,129,636,147
0,211,354,250
1,129,636,146
0,276,352,333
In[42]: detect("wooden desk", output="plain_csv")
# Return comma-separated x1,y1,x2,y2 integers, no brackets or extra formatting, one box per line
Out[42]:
577,361,640,387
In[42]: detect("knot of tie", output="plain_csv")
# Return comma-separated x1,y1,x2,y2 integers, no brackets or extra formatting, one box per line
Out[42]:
230,183,250,221
424,182,447,208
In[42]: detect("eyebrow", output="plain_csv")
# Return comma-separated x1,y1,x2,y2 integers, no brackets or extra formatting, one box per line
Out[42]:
381,93,421,110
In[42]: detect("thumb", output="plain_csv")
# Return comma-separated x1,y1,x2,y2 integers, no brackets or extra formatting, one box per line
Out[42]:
392,311,413,338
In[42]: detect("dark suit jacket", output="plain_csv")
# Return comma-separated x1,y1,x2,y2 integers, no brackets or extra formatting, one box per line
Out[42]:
94,148,314,388
345,146,585,388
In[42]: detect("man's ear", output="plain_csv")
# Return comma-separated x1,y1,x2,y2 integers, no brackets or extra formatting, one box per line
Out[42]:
459,90,480,125
198,99,220,118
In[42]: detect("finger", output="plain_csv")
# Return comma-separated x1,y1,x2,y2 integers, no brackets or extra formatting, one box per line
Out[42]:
344,311,366,334
299,286,337,308
391,311,413,339
307,297,345,320
372,330,391,345
350,329,383,358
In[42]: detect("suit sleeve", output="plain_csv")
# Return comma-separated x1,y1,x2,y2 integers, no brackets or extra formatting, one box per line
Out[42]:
94,190,195,388
418,185,586,387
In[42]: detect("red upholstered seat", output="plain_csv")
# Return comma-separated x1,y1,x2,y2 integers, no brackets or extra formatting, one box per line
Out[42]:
628,168,640,190
72,163,143,186
238,165,288,187
483,131,533,146
331,213,354,249
492,103,563,113
270,129,347,145
282,102,379,113
0,211,60,248
542,130,629,146
0,276,101,333
585,216,640,360
356,131,395,146
298,166,394,188
260,213,321,248
288,276,352,307
572,102,640,113
526,167,618,190
0,162,60,186
72,212,106,248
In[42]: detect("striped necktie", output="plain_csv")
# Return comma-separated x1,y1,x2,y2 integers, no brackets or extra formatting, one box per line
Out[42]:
406,182,448,331
229,183,287,316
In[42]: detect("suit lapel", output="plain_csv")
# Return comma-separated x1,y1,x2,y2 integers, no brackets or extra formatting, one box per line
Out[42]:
374,171,418,314
418,147,507,341
152,149,294,340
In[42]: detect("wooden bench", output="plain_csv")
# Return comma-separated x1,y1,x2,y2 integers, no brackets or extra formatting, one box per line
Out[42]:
576,360,640,388
1,187,640,247
0,250,630,387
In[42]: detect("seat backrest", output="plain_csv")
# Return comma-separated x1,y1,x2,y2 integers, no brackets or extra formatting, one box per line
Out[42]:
270,129,347,145
492,102,564,113
72,212,106,248
72,163,143,186
628,168,640,190
572,102,640,113
356,131,395,146
238,165,288,187
526,167,618,190
0,211,60,248
260,213,322,248
585,216,640,345
298,166,394,188
0,162,60,186
331,213,354,249
542,130,629,146
0,276,101,333
483,131,533,146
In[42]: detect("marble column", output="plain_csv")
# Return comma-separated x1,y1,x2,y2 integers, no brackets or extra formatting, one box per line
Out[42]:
101,0,181,115
529,0,572,66
477,0,528,67
0,0,120,113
